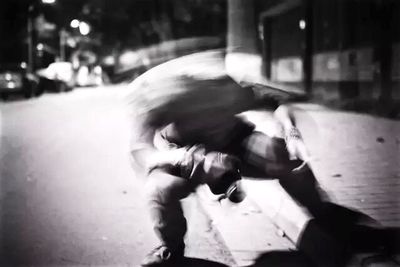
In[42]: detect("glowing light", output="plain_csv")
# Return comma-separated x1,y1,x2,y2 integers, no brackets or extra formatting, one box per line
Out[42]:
102,56,115,66
79,21,90,35
299,19,306,30
37,43,44,50
94,66,102,74
20,62,27,69
70,19,80,28
8,81,16,88
41,0,56,4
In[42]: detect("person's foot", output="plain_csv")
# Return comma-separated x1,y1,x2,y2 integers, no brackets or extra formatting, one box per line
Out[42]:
141,245,184,266
291,160,311,174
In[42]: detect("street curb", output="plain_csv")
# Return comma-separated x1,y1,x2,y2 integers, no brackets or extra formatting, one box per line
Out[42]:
195,183,296,266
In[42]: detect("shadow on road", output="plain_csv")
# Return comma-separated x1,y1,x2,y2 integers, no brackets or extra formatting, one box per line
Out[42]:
282,169,400,266
246,250,315,267
244,166,400,266
243,204,400,267
174,257,230,267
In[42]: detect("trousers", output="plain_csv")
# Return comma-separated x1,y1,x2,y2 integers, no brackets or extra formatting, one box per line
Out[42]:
142,124,325,250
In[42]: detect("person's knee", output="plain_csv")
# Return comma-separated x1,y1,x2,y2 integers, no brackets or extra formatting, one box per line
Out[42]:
269,137,291,163
244,132,290,164
145,170,191,204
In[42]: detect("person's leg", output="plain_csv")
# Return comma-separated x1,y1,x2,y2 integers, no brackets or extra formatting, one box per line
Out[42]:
142,168,192,266
239,131,300,177
239,131,328,216
239,132,349,266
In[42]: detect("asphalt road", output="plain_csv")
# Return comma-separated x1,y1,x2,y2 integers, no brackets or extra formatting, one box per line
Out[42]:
0,87,235,267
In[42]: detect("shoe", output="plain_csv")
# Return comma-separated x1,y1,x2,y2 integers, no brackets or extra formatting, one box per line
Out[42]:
141,245,184,266
291,160,310,174
360,253,400,267
225,180,246,203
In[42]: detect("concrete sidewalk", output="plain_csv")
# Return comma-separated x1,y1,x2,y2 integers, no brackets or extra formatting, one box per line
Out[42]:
196,105,400,266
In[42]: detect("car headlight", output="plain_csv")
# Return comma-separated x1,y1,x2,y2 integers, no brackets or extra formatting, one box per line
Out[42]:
0,72,23,88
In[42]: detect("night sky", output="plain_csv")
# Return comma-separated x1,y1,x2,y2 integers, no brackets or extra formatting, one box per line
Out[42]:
0,0,226,63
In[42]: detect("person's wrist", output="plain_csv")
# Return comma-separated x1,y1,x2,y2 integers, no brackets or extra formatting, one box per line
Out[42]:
285,126,301,142
171,148,186,166
147,149,185,174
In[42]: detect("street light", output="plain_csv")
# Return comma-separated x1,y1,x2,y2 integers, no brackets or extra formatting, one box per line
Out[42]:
27,0,57,72
70,19,80,29
78,21,91,36
27,5,34,73
41,0,56,4
69,19,91,35
299,19,306,30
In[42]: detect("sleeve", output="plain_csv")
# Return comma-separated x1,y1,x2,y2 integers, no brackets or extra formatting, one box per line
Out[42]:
241,82,308,111
127,77,167,154
130,113,157,152
129,108,166,170
179,145,241,195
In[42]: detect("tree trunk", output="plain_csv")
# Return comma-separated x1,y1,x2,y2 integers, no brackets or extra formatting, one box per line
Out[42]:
303,0,314,95
378,1,393,104
227,0,257,54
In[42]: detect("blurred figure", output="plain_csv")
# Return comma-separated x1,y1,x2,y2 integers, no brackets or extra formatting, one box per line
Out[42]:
71,48,102,87
127,52,312,266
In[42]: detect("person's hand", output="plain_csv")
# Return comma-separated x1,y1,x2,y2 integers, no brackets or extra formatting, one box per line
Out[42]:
285,127,312,173
285,127,307,159
147,148,187,173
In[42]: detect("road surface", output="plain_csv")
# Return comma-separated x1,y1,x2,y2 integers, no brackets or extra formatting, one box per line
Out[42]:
0,87,236,267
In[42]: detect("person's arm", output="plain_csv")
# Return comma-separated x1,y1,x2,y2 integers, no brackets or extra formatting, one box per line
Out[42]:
130,114,186,173
273,105,297,132
273,105,312,164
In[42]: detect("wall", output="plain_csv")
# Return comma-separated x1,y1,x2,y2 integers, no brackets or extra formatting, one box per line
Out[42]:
258,0,400,100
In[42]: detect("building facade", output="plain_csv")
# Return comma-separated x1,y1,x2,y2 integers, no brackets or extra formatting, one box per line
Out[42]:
229,0,400,101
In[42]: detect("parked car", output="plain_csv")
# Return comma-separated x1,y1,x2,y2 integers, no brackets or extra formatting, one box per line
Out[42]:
36,61,106,91
36,61,74,93
0,63,39,100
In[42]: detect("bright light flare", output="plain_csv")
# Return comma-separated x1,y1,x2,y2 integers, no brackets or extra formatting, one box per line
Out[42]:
79,21,90,35
299,19,306,30
41,0,56,4
70,19,80,28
